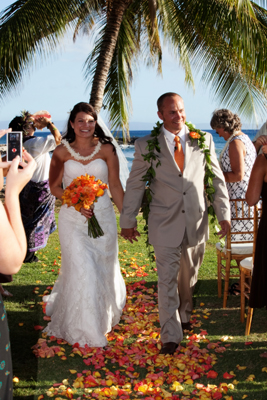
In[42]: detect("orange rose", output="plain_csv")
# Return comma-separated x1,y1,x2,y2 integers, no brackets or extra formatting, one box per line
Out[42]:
189,131,201,139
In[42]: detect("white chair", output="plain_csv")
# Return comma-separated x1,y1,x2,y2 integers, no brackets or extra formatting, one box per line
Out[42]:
216,198,255,308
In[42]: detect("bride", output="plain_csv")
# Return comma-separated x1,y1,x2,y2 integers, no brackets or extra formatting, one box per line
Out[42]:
43,102,126,347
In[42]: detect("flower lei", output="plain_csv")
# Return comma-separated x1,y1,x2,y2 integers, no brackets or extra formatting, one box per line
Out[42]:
141,121,217,259
61,139,101,161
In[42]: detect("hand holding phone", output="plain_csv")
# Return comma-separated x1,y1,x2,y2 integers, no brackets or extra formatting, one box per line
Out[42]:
6,131,22,161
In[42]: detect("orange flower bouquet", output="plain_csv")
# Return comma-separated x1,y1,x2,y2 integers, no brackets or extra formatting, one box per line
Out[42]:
62,174,108,238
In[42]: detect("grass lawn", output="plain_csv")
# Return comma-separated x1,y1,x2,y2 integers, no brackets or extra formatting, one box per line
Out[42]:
3,205,267,400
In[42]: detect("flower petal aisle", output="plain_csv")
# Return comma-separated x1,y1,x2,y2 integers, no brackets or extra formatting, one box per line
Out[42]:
30,258,245,400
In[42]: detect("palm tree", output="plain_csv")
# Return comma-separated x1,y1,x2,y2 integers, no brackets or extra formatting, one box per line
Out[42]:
0,0,267,140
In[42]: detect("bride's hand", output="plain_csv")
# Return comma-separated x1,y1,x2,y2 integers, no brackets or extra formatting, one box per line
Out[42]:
81,206,94,219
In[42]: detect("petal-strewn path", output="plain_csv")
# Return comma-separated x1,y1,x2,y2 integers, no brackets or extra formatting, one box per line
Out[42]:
31,275,244,400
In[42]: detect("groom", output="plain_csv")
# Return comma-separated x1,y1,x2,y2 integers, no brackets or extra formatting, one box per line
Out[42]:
120,93,230,355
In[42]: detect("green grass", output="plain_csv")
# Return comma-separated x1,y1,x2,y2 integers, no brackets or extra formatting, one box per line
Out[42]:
3,210,267,400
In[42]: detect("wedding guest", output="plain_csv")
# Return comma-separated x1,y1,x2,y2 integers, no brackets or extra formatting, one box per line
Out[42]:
0,129,35,399
246,146,267,309
8,111,61,263
252,120,267,154
210,109,257,295
43,102,126,347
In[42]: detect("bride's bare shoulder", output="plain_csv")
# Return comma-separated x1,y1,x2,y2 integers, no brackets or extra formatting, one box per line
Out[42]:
52,142,70,161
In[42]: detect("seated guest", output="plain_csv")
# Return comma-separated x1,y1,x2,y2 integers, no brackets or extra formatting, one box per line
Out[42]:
0,130,35,399
210,109,257,294
253,120,267,154
246,146,267,309
8,111,61,263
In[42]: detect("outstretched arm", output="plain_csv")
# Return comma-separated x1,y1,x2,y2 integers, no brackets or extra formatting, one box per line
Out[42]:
0,152,36,274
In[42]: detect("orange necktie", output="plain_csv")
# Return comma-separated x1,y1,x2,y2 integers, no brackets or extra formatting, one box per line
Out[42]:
174,135,184,173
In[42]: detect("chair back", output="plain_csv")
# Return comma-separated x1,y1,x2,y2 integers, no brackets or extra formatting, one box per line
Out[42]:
226,198,256,251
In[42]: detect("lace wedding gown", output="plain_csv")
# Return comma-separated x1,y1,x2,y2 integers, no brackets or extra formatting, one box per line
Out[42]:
43,159,126,347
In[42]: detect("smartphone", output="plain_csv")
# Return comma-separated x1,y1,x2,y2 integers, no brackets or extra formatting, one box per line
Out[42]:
6,131,22,161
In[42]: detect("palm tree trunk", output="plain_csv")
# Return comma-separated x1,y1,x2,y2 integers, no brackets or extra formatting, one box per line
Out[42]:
89,0,133,113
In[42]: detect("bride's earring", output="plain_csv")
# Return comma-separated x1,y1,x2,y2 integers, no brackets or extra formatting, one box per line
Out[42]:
92,133,99,145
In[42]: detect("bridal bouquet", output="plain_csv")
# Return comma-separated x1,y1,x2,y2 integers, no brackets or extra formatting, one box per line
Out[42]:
62,174,108,238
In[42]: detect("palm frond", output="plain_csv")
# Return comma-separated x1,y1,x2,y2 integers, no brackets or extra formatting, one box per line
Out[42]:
0,0,93,97
156,0,267,120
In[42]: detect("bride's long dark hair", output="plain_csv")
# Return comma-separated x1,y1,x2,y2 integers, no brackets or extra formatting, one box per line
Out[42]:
63,102,116,152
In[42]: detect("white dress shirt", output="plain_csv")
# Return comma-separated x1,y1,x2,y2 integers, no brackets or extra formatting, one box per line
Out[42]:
162,124,186,155
23,135,56,182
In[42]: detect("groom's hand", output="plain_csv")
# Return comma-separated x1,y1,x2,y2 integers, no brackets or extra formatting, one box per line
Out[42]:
217,220,231,238
120,227,140,243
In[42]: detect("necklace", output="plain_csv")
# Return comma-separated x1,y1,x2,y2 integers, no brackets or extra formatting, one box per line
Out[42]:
62,139,101,161
219,131,240,167
141,121,217,259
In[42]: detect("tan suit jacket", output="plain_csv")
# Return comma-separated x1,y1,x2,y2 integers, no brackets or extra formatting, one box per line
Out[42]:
120,125,230,247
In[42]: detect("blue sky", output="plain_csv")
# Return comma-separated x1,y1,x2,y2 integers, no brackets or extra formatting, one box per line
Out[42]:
0,0,265,131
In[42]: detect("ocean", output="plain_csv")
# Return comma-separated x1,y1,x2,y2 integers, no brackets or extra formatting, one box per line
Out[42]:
115,129,257,169
0,129,258,170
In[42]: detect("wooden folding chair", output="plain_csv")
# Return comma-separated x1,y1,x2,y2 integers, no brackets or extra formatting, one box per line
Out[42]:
216,198,255,308
240,203,261,335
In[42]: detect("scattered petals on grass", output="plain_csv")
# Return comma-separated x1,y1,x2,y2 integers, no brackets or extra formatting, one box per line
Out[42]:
32,279,260,399
13,376,19,383
34,325,44,331
207,370,218,379
237,365,247,370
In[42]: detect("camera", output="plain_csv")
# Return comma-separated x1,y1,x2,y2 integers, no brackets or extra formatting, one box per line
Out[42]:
7,131,22,161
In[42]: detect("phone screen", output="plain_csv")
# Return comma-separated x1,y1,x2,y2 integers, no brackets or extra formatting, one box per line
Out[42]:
7,131,22,161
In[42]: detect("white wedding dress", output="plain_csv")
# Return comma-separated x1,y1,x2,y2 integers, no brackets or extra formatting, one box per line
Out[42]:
43,159,126,347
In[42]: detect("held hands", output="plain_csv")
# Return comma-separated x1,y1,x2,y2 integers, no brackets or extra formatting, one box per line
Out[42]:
2,151,36,195
216,220,231,239
120,227,140,243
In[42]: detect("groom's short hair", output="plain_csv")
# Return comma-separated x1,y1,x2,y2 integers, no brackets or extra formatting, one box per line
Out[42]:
157,92,183,113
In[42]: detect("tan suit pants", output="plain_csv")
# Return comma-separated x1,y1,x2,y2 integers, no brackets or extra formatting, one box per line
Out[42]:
154,237,205,344
178,241,205,323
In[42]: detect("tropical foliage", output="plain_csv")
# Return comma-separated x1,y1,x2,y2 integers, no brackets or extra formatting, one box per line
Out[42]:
0,0,267,139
